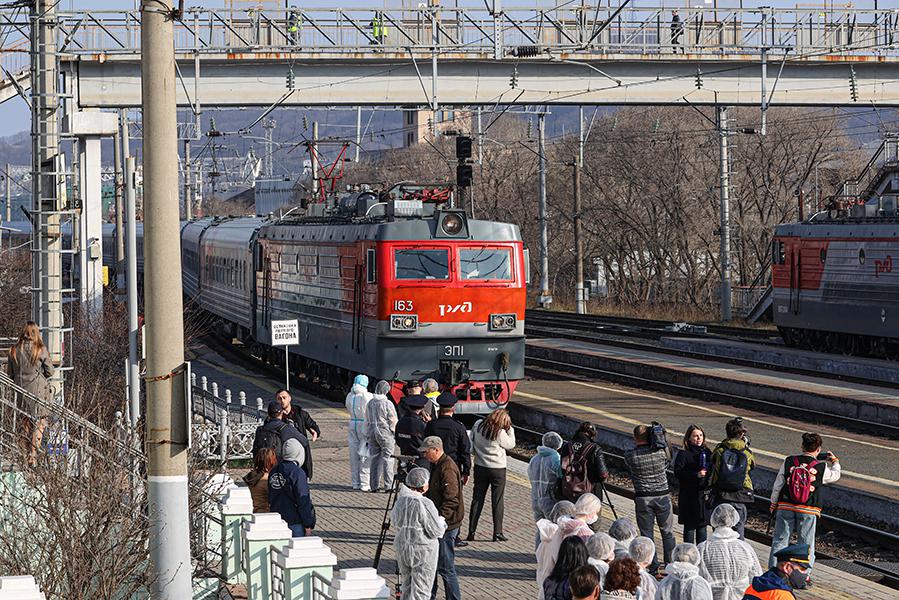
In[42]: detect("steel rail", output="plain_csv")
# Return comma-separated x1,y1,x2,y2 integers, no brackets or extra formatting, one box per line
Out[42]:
523,355,899,440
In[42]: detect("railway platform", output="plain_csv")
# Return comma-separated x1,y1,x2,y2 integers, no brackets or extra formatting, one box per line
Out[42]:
194,358,897,600
526,337,899,427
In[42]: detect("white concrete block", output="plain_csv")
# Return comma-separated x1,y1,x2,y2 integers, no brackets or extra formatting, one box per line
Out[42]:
65,110,118,136
0,575,46,600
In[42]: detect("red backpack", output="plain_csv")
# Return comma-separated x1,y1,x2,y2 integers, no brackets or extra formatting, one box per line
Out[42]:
786,457,820,505
560,442,595,501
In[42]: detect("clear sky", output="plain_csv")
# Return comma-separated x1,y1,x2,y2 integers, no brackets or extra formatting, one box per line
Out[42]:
0,0,885,136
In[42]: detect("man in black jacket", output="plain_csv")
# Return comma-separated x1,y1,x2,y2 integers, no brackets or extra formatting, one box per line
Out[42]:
253,401,314,480
395,393,429,468
423,392,472,548
277,389,321,441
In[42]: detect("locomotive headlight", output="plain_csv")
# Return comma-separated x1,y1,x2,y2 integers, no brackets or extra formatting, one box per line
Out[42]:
489,313,516,331
441,213,464,236
390,314,419,331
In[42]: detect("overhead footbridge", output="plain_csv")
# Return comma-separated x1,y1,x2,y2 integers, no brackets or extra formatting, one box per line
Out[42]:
2,5,899,108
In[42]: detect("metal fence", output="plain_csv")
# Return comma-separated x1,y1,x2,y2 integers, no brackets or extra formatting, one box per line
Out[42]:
1,5,896,70
189,373,265,462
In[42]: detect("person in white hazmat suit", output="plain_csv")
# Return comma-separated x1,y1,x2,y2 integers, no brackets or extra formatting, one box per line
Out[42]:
655,543,713,600
628,536,658,600
697,503,762,600
609,517,639,559
528,431,564,548
586,532,615,589
366,379,399,492
346,374,372,491
391,467,447,600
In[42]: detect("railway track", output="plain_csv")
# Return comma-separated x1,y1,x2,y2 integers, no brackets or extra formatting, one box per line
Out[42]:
524,356,899,441
526,309,780,343
525,310,899,393
510,424,899,591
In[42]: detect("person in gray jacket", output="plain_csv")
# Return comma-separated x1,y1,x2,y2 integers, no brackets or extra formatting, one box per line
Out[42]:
7,321,55,465
623,424,674,573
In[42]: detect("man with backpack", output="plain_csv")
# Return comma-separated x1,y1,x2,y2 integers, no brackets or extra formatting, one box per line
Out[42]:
253,400,314,480
559,423,609,527
624,423,674,573
709,417,755,540
767,433,841,575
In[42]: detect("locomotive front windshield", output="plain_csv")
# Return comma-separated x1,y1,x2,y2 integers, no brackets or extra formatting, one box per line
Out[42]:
394,248,450,280
460,248,512,280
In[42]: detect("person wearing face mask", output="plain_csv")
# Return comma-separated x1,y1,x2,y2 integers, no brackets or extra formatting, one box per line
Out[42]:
673,424,712,544
741,543,811,599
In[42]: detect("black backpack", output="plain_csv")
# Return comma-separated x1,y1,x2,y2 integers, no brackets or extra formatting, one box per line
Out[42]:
560,442,595,501
255,421,288,459
716,447,748,492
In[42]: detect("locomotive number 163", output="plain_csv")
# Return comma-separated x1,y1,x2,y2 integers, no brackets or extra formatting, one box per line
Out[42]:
394,300,414,311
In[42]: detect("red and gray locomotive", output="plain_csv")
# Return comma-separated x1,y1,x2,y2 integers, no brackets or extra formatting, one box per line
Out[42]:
182,184,527,412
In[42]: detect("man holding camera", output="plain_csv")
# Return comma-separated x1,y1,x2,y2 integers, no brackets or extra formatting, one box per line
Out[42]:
767,433,841,576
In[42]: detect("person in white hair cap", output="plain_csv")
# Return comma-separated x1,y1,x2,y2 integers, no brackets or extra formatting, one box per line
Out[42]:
391,467,447,600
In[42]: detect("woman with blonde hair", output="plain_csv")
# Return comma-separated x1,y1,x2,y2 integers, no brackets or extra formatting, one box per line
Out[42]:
467,407,515,542
7,321,55,465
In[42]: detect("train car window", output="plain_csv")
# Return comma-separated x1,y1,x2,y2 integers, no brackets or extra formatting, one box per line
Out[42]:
394,248,449,280
859,248,866,264
459,248,512,280
366,248,377,283
820,248,827,264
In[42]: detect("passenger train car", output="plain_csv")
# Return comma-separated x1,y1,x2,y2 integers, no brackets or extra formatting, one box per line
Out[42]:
771,215,899,358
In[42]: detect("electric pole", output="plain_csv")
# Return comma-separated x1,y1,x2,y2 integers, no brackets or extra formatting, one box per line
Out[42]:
311,121,320,196
183,139,192,220
573,159,585,314
141,2,192,598
354,106,362,163
31,0,64,389
118,109,130,293
262,118,275,179
538,112,552,307
717,105,732,322
4,164,10,222
114,127,125,301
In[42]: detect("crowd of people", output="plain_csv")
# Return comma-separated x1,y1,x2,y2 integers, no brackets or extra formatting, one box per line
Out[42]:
526,417,841,600
241,371,843,600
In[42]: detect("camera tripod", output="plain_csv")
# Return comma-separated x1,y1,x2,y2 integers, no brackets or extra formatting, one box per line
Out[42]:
372,456,416,599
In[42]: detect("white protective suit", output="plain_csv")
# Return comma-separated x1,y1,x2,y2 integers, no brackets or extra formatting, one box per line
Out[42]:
587,532,615,590
527,445,562,521
345,380,372,491
655,562,713,600
391,484,447,600
365,382,398,491
697,527,763,600
535,516,593,600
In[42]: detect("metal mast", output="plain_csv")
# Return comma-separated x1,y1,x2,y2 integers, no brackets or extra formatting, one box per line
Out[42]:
717,106,732,322
141,1,192,597
30,0,69,395
537,112,552,307
262,117,275,179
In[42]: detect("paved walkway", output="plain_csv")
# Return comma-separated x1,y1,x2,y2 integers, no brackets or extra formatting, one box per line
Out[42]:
193,354,896,600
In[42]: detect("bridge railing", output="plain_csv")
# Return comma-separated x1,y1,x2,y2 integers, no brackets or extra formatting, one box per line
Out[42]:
2,5,895,67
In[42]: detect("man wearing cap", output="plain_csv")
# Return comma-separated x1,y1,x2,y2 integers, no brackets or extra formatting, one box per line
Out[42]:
252,400,314,480
420,436,463,600
742,543,811,599
396,393,430,469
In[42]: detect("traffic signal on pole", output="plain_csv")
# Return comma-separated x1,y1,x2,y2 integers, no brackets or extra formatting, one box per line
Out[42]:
456,163,473,187
455,136,472,160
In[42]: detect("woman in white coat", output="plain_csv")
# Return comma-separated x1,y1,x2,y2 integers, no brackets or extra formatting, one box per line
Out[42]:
392,468,447,600
698,504,763,600
345,374,372,491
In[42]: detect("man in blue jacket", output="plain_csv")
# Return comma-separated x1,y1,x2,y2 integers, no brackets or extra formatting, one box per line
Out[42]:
268,438,316,537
